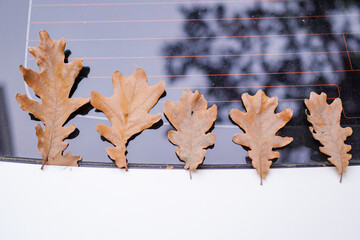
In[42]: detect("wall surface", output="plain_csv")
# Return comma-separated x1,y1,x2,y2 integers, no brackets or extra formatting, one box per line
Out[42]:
0,162,360,240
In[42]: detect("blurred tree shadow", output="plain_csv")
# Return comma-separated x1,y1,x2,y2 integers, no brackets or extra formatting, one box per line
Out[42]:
163,0,360,122
162,0,360,163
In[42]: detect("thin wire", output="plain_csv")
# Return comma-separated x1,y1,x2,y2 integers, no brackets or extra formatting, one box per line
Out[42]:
24,0,34,101
32,0,291,7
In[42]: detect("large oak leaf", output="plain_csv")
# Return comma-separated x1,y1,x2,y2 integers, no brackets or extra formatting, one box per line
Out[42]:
90,68,165,169
16,30,90,168
164,89,217,176
230,90,293,184
305,92,352,182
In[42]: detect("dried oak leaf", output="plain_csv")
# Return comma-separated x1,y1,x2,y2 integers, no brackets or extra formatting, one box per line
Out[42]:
90,68,165,169
163,89,217,176
230,90,293,184
16,30,90,168
305,92,352,182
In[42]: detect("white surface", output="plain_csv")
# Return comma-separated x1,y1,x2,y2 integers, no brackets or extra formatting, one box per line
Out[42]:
0,162,359,240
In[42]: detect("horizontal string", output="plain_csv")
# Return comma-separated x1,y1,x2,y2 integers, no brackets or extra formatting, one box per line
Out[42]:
27,31,357,42
32,0,290,7
29,13,360,24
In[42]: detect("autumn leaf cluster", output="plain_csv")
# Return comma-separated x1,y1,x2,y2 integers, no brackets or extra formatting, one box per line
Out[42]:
17,31,353,182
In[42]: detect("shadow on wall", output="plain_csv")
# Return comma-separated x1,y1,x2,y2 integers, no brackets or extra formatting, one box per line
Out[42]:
0,85,13,156
162,0,360,124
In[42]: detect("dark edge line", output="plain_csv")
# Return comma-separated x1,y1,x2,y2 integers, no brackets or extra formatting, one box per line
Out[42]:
1,156,359,169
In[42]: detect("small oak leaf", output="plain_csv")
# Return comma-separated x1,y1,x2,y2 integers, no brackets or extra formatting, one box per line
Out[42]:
90,68,165,169
230,90,293,184
305,92,352,182
164,89,217,177
16,30,90,168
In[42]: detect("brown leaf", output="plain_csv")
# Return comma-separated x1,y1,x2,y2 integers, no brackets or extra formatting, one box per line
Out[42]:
163,89,217,176
304,92,352,182
230,90,293,184
90,68,165,169
16,30,89,168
